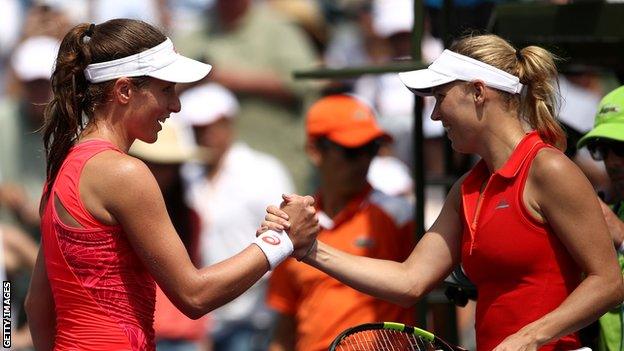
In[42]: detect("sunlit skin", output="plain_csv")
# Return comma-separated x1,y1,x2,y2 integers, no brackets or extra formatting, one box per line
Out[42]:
80,78,181,150
127,79,181,143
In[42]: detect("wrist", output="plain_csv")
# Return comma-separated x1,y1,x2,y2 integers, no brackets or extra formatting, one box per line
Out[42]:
297,240,317,262
254,230,293,270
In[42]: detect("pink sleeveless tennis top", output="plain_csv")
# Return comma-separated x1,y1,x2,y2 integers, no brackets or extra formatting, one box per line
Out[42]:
41,139,156,350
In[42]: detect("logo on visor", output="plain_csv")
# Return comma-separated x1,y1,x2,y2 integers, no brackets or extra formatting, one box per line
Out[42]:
598,105,620,116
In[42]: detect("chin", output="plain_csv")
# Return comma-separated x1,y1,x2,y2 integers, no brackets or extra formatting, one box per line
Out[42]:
138,133,159,144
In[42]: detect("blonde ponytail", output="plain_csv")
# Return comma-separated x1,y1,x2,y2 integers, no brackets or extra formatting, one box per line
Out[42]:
516,46,566,150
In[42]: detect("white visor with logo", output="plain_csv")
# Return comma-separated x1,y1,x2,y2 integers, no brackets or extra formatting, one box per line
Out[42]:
399,49,523,96
84,38,211,83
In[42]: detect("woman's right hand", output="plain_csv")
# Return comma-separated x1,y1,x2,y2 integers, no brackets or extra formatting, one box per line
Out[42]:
260,194,319,260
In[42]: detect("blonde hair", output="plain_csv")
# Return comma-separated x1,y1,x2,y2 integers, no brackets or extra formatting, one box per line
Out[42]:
450,34,566,150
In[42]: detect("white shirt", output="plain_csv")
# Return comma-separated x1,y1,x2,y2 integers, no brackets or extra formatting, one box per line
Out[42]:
186,142,294,329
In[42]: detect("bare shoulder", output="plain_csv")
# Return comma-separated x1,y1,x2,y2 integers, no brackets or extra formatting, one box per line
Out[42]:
85,151,151,180
81,151,160,221
529,147,587,188
527,147,596,210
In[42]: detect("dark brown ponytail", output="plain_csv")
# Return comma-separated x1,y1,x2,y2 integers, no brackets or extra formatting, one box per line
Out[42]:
42,23,92,193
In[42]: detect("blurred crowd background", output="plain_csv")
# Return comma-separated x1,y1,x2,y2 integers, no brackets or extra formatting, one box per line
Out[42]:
0,0,621,350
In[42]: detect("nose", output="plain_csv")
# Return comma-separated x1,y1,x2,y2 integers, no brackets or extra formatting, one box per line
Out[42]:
430,101,441,121
170,92,181,113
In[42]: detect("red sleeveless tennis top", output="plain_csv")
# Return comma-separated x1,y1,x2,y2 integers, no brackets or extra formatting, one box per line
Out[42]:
461,131,582,351
41,139,156,350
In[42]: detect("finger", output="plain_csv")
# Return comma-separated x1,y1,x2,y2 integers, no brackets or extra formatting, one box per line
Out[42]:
261,220,285,232
266,205,289,220
264,213,290,229
256,226,268,236
303,195,315,206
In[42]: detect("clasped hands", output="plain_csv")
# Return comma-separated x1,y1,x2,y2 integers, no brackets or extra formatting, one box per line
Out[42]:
257,194,319,260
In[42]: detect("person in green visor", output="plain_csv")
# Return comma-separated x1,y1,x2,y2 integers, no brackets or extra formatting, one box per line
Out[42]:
578,85,624,351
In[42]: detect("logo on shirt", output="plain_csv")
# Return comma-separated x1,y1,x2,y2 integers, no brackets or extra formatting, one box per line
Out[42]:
494,199,510,210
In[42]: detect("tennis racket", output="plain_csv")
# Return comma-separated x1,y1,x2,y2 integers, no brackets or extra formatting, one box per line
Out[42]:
328,322,467,351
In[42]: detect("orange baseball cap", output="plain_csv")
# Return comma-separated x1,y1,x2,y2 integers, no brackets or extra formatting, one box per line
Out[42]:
306,94,390,148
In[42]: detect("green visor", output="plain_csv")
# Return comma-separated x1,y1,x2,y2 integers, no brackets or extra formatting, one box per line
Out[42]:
577,86,624,149
577,122,624,148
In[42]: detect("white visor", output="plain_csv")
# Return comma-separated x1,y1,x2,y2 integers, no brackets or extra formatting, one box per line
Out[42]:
399,49,523,96
84,38,211,83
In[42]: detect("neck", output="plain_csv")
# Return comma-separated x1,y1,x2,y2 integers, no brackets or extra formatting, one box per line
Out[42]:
80,109,133,152
476,115,527,173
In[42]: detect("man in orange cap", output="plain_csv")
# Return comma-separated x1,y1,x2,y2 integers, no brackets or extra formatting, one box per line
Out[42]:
266,94,416,351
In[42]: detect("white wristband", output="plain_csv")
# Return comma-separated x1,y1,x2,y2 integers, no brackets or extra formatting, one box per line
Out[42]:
254,230,294,270
618,241,624,255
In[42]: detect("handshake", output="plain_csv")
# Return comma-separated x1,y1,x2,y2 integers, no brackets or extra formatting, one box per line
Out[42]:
254,194,320,269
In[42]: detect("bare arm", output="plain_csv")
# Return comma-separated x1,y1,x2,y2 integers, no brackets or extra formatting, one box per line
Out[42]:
299,176,465,307
268,313,296,351
25,247,55,350
493,150,624,351
94,155,316,319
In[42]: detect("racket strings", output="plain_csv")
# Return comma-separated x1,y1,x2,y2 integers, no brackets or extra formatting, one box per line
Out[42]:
336,329,436,351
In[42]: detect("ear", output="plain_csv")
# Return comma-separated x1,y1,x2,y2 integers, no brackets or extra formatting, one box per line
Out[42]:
111,77,134,105
305,139,322,167
471,80,487,105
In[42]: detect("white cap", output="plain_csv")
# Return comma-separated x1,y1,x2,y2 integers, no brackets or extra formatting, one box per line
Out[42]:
399,49,524,96
175,83,240,126
372,0,414,38
84,37,211,84
10,36,60,81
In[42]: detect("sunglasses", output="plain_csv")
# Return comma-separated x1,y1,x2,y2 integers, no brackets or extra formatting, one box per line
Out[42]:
587,140,624,161
318,138,382,160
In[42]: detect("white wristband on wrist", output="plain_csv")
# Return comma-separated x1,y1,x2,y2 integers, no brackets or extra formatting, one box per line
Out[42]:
618,241,624,255
254,230,294,270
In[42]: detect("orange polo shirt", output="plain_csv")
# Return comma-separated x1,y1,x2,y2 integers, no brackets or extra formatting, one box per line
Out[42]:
267,186,416,351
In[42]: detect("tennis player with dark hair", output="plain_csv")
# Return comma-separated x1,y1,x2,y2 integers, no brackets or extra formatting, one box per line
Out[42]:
264,34,624,351
24,19,319,350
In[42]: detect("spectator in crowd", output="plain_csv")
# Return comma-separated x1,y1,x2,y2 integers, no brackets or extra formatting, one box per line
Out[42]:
0,223,38,350
267,95,416,351
175,0,318,192
577,85,624,351
130,119,210,351
176,83,294,351
0,36,60,232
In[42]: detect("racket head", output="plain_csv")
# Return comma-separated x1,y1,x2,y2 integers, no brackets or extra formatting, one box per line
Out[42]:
328,322,467,351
